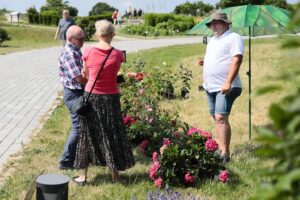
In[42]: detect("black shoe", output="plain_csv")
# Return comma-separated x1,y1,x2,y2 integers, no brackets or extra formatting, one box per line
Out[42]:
221,154,230,164
72,177,86,186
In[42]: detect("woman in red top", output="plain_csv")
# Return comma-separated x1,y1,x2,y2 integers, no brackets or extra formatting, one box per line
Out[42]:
73,20,134,185
112,10,118,27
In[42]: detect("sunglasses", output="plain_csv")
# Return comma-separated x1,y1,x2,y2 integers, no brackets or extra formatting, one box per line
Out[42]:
72,36,85,42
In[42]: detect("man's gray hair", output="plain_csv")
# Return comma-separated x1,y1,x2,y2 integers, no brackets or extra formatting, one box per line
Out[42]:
95,20,115,36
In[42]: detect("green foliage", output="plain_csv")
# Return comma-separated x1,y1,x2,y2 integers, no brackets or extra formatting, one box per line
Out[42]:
121,14,194,37
250,89,300,199
27,7,39,24
88,2,116,16
174,1,214,16
251,7,300,199
216,0,289,9
40,10,60,25
0,27,10,47
75,13,112,40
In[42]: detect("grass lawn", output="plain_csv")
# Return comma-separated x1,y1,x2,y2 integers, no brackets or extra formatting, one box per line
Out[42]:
0,22,61,55
0,32,299,199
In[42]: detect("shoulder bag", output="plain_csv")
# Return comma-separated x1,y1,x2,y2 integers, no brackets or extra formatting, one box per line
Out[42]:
71,47,114,116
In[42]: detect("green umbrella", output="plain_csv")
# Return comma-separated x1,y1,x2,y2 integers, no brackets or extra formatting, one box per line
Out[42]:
188,5,298,140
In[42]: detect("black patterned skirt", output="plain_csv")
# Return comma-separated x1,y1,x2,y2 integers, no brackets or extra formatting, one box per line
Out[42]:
74,93,135,171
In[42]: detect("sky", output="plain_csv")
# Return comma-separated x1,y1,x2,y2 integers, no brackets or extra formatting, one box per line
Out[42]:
0,0,299,16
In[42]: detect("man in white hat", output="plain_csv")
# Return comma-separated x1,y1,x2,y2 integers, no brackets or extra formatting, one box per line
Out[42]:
202,12,244,163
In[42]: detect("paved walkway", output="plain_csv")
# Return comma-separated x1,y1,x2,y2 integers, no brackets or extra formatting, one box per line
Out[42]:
0,36,202,168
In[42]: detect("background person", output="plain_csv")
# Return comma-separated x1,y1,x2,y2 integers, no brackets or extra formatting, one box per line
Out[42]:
58,25,87,169
202,12,244,163
54,9,75,46
73,20,135,185
112,10,118,27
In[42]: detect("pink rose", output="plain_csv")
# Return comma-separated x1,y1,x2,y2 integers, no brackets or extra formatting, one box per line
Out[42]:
219,170,229,183
145,105,153,112
184,172,196,183
205,139,218,152
146,117,153,124
139,88,145,95
152,151,158,162
173,131,180,138
154,177,163,188
163,138,172,146
149,170,156,180
139,139,149,150
135,72,144,81
123,115,136,126
187,127,202,136
127,72,137,78
200,130,212,139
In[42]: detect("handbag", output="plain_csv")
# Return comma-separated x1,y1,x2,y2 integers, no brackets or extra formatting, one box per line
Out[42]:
71,47,114,116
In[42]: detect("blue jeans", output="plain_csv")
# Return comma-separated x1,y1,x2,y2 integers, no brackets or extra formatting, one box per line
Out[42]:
60,87,84,167
206,87,242,115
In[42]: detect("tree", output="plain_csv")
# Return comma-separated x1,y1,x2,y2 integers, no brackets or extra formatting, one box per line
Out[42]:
216,0,290,9
88,2,116,16
174,1,214,16
40,0,78,17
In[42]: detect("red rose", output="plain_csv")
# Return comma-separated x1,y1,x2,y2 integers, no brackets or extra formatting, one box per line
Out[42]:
184,172,196,183
219,170,229,183
205,139,218,152
135,72,144,81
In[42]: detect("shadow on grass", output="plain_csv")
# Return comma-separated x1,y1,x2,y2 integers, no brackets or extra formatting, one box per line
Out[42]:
89,171,149,186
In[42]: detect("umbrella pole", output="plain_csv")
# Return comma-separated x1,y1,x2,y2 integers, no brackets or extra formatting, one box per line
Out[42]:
248,26,252,140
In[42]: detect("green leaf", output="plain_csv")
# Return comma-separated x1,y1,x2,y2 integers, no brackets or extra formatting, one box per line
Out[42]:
256,85,283,95
276,169,300,192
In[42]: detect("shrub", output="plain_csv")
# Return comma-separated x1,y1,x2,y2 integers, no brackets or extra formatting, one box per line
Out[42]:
0,28,10,47
149,127,227,187
119,57,193,156
250,88,300,199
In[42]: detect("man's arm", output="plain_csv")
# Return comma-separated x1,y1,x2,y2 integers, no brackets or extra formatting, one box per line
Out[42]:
221,54,243,95
54,26,60,40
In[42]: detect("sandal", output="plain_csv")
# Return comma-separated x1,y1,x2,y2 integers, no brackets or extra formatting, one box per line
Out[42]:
72,176,86,186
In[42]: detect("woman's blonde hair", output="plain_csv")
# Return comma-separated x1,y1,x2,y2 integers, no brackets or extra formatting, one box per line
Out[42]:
95,20,115,36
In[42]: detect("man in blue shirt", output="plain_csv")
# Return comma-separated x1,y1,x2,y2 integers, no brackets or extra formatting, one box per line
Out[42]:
55,9,75,46
58,25,87,169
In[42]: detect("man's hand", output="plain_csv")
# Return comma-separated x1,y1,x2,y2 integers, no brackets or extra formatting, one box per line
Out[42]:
221,82,231,95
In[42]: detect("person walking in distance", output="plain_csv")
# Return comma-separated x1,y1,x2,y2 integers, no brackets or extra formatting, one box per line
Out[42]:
202,12,244,163
54,9,75,47
112,10,118,27
58,25,87,169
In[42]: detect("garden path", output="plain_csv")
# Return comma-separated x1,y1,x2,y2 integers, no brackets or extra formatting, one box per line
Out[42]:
0,35,203,169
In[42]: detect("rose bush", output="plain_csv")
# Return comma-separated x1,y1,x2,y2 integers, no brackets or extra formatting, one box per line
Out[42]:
119,57,193,156
148,127,228,187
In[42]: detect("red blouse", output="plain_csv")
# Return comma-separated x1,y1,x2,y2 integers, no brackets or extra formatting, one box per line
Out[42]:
83,47,124,94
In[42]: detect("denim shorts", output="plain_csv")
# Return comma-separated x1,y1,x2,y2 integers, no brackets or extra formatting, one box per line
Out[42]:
206,87,242,115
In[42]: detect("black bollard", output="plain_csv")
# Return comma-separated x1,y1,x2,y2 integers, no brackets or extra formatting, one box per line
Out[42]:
36,174,69,200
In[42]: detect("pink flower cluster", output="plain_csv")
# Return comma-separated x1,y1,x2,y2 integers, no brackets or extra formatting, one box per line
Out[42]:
184,172,196,183
126,72,144,81
219,170,229,183
123,115,136,126
149,161,160,180
163,138,172,146
139,139,149,155
205,139,218,152
149,153,163,188
186,127,212,139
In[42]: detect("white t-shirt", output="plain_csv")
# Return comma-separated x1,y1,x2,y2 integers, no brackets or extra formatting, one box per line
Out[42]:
203,29,244,92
